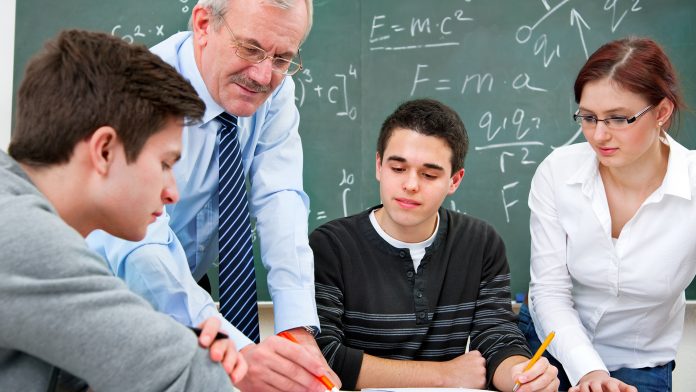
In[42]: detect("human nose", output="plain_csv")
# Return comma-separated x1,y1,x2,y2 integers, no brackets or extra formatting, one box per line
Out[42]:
592,121,612,142
247,57,274,86
403,171,419,192
162,175,179,204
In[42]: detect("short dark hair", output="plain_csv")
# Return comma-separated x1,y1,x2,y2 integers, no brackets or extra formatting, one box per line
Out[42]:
574,36,684,131
377,98,468,174
9,29,205,166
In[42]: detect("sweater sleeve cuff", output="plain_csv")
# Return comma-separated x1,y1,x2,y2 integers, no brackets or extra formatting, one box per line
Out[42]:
334,345,364,391
485,346,532,389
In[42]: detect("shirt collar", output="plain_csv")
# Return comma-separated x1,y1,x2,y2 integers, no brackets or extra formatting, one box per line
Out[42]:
660,133,692,200
565,145,599,197
179,34,226,125
564,135,692,200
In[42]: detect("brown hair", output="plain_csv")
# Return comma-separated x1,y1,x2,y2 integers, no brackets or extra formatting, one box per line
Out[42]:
378,98,469,174
574,36,684,130
9,29,205,166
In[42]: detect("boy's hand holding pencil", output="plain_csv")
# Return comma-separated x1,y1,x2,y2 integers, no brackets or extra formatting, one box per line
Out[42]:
511,331,556,392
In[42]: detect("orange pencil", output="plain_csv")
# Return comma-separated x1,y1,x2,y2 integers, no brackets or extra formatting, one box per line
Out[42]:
512,331,555,392
278,331,339,392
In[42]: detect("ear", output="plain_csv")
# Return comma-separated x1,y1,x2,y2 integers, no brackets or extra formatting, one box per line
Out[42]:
448,168,465,195
191,4,213,46
87,126,120,176
375,152,383,182
655,97,675,129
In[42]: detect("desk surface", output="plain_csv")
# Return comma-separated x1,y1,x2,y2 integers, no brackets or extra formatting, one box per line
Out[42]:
361,388,494,392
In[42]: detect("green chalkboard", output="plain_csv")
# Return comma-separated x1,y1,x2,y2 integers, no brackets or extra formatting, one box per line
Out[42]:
14,0,696,301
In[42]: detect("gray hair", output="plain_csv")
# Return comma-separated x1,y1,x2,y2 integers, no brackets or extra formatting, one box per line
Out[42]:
190,0,313,43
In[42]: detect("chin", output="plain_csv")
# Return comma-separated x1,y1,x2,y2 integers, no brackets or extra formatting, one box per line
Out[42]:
227,101,261,117
390,211,423,227
119,233,147,242
222,89,265,117
105,227,147,242
127,232,148,242
597,157,627,168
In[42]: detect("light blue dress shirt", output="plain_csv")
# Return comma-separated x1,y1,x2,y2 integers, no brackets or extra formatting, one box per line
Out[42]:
86,32,319,349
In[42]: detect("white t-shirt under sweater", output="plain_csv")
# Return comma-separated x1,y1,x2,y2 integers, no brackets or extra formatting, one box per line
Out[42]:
369,209,439,271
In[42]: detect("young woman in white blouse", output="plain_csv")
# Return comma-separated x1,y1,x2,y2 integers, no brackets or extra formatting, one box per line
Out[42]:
518,37,694,392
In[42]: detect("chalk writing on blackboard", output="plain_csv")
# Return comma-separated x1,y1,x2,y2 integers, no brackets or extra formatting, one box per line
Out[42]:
111,24,166,43
517,0,643,68
502,181,520,224
409,66,548,97
180,0,191,14
339,169,355,218
295,65,358,121
471,108,543,223
368,7,474,52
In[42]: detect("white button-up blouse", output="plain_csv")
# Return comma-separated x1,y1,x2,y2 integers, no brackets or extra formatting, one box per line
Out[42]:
528,135,696,386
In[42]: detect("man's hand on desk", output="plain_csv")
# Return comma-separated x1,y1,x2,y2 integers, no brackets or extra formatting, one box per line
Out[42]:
196,317,248,384
284,327,342,388
235,332,338,392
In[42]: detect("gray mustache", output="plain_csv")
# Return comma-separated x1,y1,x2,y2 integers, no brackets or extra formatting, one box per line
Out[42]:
229,74,271,94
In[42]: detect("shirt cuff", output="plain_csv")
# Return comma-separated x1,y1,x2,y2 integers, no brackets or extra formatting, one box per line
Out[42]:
219,315,254,351
271,288,320,333
563,344,609,387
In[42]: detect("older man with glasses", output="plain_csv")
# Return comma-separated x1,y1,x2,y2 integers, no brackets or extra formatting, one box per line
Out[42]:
86,1,339,391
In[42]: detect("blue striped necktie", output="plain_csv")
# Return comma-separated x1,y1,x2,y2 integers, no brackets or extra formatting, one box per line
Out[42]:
216,112,260,343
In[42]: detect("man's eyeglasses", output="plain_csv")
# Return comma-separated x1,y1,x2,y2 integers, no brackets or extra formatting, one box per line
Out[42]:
573,105,653,130
219,16,303,76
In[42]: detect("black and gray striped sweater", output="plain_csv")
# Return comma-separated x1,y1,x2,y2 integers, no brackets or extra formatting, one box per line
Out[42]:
310,206,531,390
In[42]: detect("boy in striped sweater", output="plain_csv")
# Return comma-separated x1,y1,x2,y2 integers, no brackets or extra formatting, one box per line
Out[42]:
311,99,559,392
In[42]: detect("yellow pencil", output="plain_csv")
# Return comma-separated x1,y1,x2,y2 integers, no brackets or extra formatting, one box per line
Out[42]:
512,331,555,392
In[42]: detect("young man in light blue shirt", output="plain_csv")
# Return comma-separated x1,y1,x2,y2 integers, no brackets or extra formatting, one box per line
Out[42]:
86,1,337,391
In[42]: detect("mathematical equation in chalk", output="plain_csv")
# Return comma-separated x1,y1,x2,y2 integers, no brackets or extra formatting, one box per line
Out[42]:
295,65,359,121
